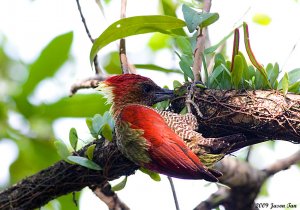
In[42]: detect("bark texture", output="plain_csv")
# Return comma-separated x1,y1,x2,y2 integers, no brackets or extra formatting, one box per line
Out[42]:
172,88,300,146
0,140,138,210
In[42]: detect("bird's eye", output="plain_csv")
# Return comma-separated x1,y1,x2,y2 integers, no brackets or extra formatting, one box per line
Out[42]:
142,84,153,93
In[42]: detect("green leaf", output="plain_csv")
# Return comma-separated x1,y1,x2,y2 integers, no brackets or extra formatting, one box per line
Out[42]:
179,60,194,80
173,80,182,89
90,15,186,64
85,144,96,160
140,167,161,181
243,22,271,88
102,123,113,141
86,118,97,138
209,65,223,88
21,32,73,97
288,81,300,93
238,52,249,80
175,36,193,55
282,72,289,95
54,141,71,159
102,111,115,129
32,94,110,121
252,13,271,26
287,68,300,84
134,64,182,74
182,4,219,32
92,114,104,136
148,33,171,51
231,55,244,89
69,128,78,151
267,63,279,87
67,156,102,170
111,176,128,191
102,51,122,75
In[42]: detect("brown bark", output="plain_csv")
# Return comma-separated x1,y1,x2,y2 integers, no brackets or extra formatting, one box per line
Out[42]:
172,88,300,146
0,140,138,210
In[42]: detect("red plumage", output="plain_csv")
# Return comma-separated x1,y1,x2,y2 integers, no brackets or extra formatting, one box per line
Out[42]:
118,104,218,181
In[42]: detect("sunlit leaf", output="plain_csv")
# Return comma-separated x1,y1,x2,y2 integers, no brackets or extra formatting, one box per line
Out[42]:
253,13,271,26
32,94,109,120
173,80,182,89
231,55,243,89
182,4,219,32
102,123,113,141
54,141,71,159
90,15,186,64
21,32,73,97
282,73,289,95
85,144,96,160
67,156,102,170
288,81,300,93
111,176,128,191
140,167,161,181
69,128,78,151
148,33,171,51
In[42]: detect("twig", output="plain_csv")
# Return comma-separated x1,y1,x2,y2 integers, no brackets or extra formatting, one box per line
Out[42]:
90,182,130,210
245,145,252,162
192,0,212,82
75,0,101,74
70,75,108,96
119,0,129,74
264,149,300,177
167,176,180,210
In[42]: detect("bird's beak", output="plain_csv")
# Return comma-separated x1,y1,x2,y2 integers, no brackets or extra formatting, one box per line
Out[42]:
154,88,174,103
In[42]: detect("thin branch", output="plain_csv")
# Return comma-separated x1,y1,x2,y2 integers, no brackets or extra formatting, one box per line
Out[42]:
90,182,130,210
119,0,129,74
70,75,108,96
264,150,300,177
195,150,300,210
167,176,180,210
75,0,101,74
192,0,212,82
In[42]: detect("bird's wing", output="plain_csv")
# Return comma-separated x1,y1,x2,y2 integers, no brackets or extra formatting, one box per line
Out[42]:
119,104,218,181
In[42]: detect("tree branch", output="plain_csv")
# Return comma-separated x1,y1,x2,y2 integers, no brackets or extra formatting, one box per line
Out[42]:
0,140,138,210
192,0,212,82
171,88,300,145
119,0,129,74
2,88,300,209
75,0,101,74
90,182,130,210
195,149,300,210
70,75,108,96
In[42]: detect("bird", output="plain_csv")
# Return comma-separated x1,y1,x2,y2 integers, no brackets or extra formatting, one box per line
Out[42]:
97,74,221,181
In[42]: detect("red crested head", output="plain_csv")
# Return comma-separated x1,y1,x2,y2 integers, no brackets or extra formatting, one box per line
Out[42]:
97,74,173,114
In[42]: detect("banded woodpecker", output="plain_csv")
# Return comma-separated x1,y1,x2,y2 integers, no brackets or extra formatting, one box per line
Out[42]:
97,74,221,181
